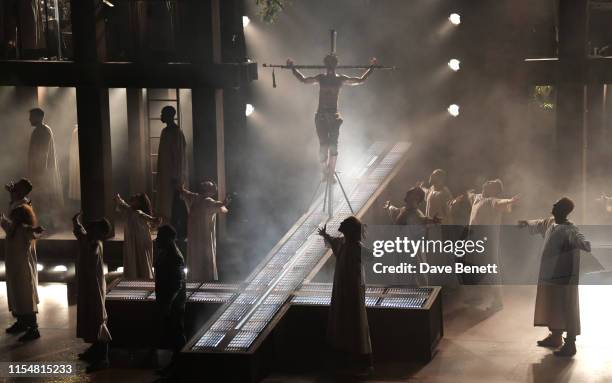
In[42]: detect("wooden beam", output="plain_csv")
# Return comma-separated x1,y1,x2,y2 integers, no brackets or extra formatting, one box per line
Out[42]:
0,60,257,88
127,88,147,195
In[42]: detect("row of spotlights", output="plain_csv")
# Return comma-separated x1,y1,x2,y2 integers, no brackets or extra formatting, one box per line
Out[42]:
448,13,460,117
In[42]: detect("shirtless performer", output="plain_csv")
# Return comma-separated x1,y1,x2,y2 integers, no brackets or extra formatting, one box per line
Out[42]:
287,55,377,178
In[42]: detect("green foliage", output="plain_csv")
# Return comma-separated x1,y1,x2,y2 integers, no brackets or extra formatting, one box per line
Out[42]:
255,0,286,23
532,85,555,110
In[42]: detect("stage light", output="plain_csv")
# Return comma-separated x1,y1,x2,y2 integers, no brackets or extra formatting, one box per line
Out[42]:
448,59,460,71
242,16,251,28
37,264,44,272
102,0,114,7
449,13,461,25
53,265,68,272
184,268,188,275
448,104,460,117
116,266,124,273
245,103,254,117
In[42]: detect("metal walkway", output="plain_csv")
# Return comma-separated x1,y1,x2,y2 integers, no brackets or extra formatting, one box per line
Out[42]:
185,141,411,353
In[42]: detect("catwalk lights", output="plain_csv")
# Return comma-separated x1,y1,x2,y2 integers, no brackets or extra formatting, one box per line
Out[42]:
245,103,255,117
447,12,461,116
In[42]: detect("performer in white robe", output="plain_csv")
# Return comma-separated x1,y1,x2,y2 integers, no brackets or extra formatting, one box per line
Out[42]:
155,106,188,223
73,213,112,372
384,187,440,286
68,126,81,201
179,181,228,282
461,179,519,310
1,178,43,342
318,217,372,372
27,108,63,227
115,193,160,280
420,169,455,287
518,197,591,357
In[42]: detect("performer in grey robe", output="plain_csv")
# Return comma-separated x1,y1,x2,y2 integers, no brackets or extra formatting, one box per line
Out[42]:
27,108,63,228
518,197,591,357
1,178,43,342
73,213,112,372
155,106,188,223
318,216,372,373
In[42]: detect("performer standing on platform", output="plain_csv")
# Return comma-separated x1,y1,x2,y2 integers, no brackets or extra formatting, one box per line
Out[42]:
286,55,377,178
115,193,160,280
154,225,186,376
156,106,188,223
72,213,112,372
518,197,591,357
27,108,63,229
179,181,229,281
1,178,43,342
318,217,372,374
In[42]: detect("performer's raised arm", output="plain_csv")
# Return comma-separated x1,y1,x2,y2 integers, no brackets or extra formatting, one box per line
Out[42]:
286,58,320,84
341,57,377,86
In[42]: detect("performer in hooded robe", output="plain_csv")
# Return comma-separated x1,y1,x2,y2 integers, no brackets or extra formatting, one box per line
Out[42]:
1,178,43,342
68,125,80,201
383,187,440,286
115,193,160,280
179,181,228,282
518,197,591,357
155,106,187,223
154,225,186,377
73,213,112,372
318,216,372,372
27,108,63,228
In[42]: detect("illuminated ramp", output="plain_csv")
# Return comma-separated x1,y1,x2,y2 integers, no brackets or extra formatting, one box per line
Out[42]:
178,142,440,381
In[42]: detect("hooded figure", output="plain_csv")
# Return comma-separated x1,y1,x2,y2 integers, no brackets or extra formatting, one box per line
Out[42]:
73,213,112,372
318,216,372,371
1,178,43,342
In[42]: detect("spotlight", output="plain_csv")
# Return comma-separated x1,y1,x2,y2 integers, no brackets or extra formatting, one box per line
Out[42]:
448,59,460,71
102,0,114,7
116,266,124,273
449,13,461,25
53,265,68,272
448,104,460,117
242,16,251,28
245,103,254,117
37,263,44,272
184,268,188,275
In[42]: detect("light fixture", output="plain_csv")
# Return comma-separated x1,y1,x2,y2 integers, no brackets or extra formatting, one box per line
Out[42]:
184,268,188,275
37,264,44,272
245,103,254,117
449,13,461,25
116,266,124,273
53,265,68,272
102,0,114,7
448,59,460,71
448,104,460,117
242,16,251,28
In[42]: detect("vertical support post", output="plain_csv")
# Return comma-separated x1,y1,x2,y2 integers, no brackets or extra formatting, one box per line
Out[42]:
555,0,589,220
70,0,113,229
127,88,147,194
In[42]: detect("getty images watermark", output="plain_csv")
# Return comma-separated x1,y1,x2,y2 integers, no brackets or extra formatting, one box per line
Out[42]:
361,225,612,285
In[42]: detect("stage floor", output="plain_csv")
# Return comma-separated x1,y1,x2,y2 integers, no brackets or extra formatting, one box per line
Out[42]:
0,284,610,382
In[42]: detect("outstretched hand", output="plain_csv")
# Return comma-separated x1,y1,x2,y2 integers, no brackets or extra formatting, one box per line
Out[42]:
223,194,232,207
33,226,45,234
72,212,81,225
317,224,327,237
383,200,391,210
286,58,295,68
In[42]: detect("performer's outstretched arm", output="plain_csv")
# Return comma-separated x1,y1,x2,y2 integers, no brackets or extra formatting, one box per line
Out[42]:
342,57,377,86
286,58,320,84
